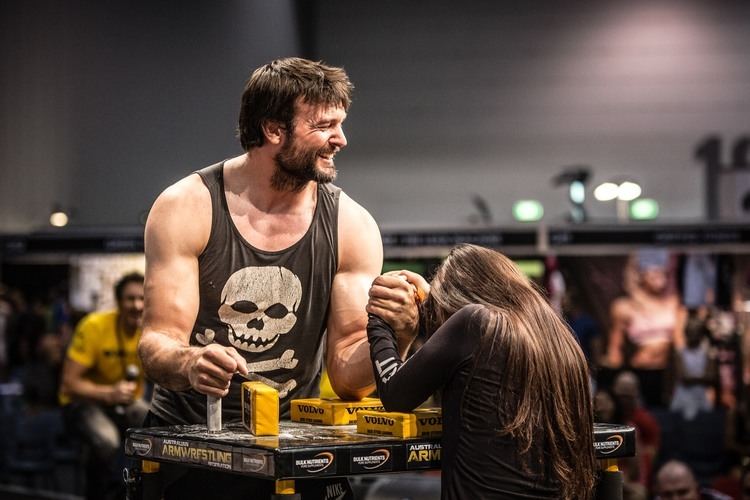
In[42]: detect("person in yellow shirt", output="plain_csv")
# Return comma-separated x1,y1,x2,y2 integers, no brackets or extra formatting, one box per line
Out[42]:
59,271,149,500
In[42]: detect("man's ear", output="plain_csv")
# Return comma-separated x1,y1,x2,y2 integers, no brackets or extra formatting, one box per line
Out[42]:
261,120,286,145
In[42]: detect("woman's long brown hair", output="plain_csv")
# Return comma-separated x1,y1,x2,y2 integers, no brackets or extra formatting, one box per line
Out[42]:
422,244,596,499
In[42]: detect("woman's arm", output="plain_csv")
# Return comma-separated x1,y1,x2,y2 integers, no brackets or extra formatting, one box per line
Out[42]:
367,304,481,412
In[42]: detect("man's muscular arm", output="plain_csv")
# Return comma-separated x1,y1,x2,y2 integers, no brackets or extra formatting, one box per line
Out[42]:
138,176,247,397
325,193,383,400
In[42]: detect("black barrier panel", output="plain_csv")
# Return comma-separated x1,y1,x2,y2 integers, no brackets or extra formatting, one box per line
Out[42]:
0,233,144,255
548,225,750,246
381,230,536,248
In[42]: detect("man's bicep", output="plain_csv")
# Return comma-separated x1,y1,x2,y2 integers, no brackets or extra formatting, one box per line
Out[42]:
327,269,373,348
327,209,383,350
143,251,199,343
142,194,204,344
324,262,381,397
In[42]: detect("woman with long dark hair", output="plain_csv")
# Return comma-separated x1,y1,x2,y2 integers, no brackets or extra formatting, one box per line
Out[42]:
367,244,596,499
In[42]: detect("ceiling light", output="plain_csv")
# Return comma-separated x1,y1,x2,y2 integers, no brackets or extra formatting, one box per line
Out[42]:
49,210,69,227
594,182,619,201
630,198,659,220
512,200,544,222
618,181,642,201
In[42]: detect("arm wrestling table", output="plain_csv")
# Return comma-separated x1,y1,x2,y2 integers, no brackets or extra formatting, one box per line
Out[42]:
124,421,635,499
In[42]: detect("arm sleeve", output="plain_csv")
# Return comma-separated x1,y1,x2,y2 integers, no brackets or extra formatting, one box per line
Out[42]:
367,304,481,412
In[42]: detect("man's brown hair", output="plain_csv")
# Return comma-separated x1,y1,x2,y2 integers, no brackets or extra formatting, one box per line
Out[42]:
237,57,353,150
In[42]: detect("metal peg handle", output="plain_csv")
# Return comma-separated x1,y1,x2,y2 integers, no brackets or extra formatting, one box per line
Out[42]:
207,395,222,432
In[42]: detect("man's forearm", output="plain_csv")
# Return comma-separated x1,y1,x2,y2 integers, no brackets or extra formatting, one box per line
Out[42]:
328,338,375,400
64,379,116,405
138,332,196,391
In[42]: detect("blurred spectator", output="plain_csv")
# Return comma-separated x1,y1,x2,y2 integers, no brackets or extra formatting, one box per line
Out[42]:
544,254,566,314
709,451,743,499
563,287,602,366
612,370,661,498
5,287,48,378
0,284,11,380
742,465,750,500
655,460,731,500
21,332,64,410
594,388,617,423
682,254,717,309
707,309,742,410
50,284,73,343
58,271,148,500
670,312,717,420
606,249,687,408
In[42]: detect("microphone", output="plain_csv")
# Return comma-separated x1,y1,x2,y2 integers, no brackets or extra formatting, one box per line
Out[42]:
115,364,140,415
124,364,140,382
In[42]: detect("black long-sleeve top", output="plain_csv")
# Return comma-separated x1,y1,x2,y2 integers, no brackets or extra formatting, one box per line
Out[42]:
367,304,560,499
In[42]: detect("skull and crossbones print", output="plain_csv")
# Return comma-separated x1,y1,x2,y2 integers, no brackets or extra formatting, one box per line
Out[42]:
195,266,302,397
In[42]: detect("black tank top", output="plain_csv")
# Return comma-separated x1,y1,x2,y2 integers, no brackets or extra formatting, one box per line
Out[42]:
149,161,339,424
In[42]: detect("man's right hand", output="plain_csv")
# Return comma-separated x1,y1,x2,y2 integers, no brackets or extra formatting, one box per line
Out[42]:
187,344,249,397
109,380,137,405
367,270,430,357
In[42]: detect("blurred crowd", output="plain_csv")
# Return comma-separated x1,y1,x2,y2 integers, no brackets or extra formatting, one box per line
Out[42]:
2,249,750,499
0,281,81,409
558,250,750,500
0,275,146,499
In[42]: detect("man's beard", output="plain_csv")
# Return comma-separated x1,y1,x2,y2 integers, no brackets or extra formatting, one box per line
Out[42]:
271,138,337,192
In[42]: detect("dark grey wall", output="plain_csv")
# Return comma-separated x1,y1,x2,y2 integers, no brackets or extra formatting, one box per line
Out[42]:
0,1,299,230
314,0,750,228
1,1,749,231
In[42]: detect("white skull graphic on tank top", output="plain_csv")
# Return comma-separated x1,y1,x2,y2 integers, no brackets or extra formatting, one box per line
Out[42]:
208,266,302,396
218,266,302,353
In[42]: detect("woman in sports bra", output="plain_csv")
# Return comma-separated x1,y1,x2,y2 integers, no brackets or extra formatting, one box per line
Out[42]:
606,250,687,407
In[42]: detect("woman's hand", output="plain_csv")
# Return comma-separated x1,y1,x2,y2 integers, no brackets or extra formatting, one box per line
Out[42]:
367,270,429,358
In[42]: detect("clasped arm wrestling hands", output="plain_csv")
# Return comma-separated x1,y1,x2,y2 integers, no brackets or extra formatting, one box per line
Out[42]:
366,270,430,358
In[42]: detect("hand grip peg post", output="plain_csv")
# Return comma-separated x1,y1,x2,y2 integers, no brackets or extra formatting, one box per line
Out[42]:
207,395,222,433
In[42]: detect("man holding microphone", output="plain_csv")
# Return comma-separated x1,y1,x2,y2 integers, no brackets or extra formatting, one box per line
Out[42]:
59,271,149,500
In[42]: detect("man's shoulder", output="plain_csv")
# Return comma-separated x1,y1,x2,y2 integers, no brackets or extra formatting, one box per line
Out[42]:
156,172,210,206
146,171,212,255
337,189,377,231
335,189,382,273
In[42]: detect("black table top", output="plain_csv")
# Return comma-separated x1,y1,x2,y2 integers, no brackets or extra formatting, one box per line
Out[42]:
125,421,635,480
